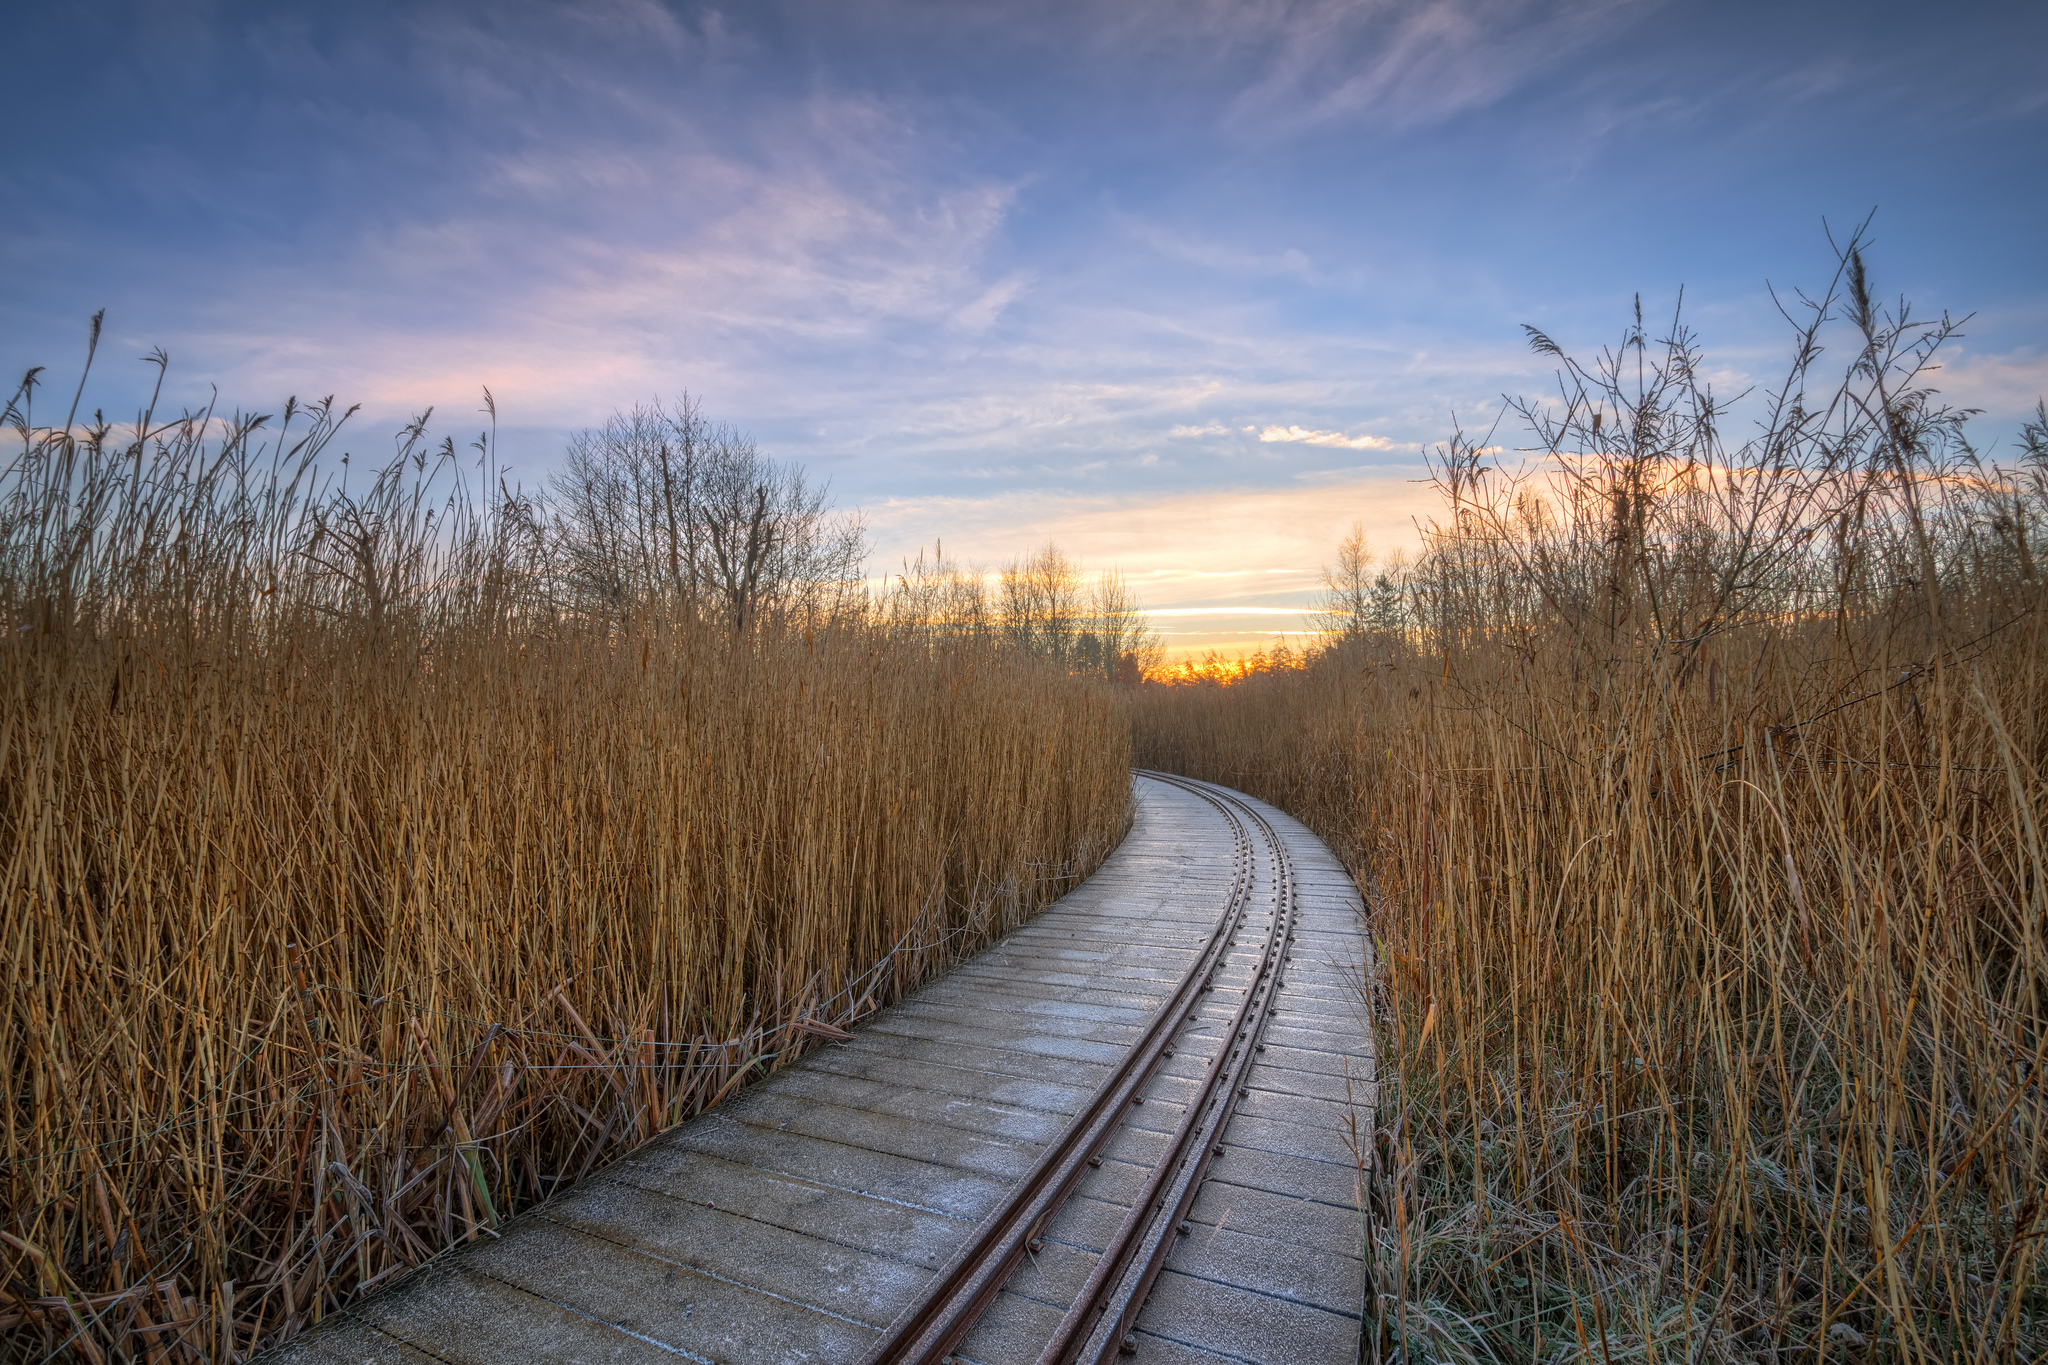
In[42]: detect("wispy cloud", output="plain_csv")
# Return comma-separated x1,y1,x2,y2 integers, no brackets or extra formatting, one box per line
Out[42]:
1256,424,1403,450
1927,346,2048,437
6,0,2042,644
1147,605,1322,617
866,467,1438,657
172,89,1025,429
1195,0,1646,137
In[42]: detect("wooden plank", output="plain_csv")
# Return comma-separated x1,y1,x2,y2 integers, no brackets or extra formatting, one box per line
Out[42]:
594,1150,972,1270
262,776,1375,1364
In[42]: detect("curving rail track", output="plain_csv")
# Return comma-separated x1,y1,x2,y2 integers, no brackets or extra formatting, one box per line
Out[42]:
863,773,1304,1365
266,774,1374,1365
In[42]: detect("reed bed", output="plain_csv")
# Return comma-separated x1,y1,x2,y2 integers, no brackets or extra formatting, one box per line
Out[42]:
1,370,1131,1361
1139,246,2047,1360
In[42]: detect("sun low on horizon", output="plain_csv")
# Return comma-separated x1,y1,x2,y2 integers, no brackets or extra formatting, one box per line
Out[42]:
9,6,2048,1362
5,0,2044,662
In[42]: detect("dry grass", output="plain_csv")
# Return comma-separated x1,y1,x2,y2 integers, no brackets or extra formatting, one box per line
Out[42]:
1138,245,2048,1360
1,367,1131,1360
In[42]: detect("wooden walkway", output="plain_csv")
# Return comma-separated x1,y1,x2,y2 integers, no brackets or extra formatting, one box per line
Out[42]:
268,776,1375,1364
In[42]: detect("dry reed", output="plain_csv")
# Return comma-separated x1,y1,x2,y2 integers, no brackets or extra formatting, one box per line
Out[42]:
1,358,1131,1361
1139,241,2047,1360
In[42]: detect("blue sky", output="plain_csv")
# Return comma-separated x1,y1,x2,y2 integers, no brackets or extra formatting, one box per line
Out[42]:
6,0,2044,654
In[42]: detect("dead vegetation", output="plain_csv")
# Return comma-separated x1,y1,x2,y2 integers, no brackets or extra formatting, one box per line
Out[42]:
1139,235,2048,1361
0,347,1131,1361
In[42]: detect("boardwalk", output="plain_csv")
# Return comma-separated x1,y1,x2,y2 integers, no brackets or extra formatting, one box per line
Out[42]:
268,775,1375,1365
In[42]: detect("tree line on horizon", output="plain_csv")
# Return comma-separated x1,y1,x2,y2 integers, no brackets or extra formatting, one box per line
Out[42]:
1,339,1163,686
549,394,1162,683
0,330,1140,1362
1145,524,1412,686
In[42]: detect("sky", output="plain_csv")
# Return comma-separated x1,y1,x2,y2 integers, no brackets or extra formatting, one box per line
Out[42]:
6,0,2045,657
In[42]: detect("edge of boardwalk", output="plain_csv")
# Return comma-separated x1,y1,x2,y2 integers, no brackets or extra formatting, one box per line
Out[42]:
264,774,1376,1365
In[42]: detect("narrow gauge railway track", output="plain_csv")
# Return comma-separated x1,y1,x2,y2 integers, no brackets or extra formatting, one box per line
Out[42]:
862,773,1301,1365
258,775,1373,1365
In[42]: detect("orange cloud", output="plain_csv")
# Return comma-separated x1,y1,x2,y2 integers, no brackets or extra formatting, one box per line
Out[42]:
866,470,1439,659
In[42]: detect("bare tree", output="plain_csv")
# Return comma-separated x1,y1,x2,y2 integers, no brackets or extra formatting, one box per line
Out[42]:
1084,569,1163,684
696,428,865,634
548,397,706,616
547,398,864,633
996,541,1161,682
1311,523,1375,641
1000,541,1084,662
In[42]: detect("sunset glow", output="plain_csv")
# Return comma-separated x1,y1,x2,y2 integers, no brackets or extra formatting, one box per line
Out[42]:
4,1,2043,657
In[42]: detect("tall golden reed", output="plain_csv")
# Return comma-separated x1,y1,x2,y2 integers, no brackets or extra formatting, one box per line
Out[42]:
1,371,1130,1360
1140,250,2047,1359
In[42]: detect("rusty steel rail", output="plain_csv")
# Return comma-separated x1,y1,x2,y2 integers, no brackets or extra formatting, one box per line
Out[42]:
859,772,1298,1365
1045,773,1298,1363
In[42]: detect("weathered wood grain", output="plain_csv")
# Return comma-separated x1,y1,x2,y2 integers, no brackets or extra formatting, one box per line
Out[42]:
264,777,1374,1364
